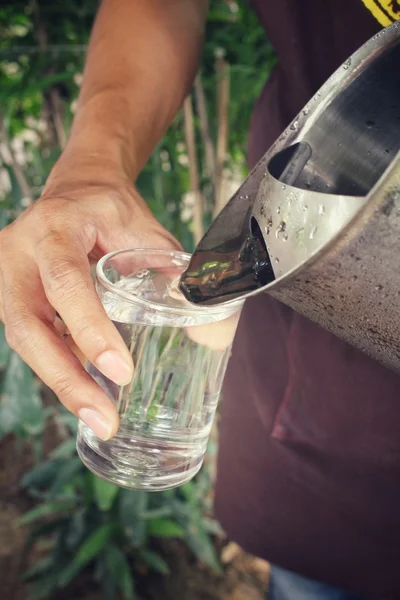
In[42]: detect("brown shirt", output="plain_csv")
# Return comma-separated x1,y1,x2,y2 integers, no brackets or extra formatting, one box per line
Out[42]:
215,2,400,599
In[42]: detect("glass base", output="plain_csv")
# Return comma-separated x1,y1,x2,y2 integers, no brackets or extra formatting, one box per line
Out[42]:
76,423,205,491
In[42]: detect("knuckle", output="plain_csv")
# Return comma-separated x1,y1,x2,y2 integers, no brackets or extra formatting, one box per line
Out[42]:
43,258,86,299
52,374,78,406
73,315,102,339
68,314,108,356
37,229,66,249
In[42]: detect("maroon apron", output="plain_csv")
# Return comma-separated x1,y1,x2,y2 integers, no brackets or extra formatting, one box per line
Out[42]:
215,2,400,598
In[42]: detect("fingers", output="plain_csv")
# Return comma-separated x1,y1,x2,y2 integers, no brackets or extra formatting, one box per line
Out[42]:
2,271,119,440
35,232,134,387
0,185,184,443
64,333,87,367
10,318,119,439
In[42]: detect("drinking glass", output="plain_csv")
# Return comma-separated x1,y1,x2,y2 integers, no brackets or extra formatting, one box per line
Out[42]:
76,248,243,490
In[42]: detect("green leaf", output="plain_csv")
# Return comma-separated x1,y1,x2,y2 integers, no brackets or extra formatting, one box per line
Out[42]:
119,489,147,521
141,507,172,520
65,510,87,549
180,480,196,503
202,516,223,536
59,523,117,588
21,461,61,491
49,438,77,460
185,518,222,573
0,352,44,438
22,556,53,582
49,457,83,495
100,571,118,600
119,489,148,547
81,470,95,505
207,7,238,22
0,324,10,370
18,501,73,526
0,202,9,230
92,474,119,511
139,549,170,575
147,518,185,539
23,519,69,559
105,544,136,600
0,71,74,103
27,571,60,600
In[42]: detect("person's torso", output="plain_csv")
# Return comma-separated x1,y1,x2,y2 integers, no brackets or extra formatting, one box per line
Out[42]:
216,4,400,598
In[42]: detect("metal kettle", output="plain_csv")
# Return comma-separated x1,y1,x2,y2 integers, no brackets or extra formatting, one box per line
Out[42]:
180,21,400,374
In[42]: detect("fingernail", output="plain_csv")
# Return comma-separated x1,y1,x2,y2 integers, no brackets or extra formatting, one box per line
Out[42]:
79,408,112,441
96,350,133,386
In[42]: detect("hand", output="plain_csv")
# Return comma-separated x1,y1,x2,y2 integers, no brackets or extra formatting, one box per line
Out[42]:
0,157,181,440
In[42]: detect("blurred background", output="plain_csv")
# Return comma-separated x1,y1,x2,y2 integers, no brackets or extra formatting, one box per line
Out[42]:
0,1,276,598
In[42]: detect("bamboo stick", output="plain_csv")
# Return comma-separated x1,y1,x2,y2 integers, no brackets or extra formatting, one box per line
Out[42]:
214,50,230,218
194,75,216,186
183,95,204,245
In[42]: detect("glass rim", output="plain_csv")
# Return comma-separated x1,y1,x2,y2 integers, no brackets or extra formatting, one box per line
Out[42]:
96,248,244,318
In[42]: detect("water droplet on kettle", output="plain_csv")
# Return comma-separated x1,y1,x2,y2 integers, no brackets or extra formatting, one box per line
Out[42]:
276,220,287,240
310,225,318,240
318,204,325,215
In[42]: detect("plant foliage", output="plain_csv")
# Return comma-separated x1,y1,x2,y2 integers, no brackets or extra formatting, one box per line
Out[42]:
0,0,275,597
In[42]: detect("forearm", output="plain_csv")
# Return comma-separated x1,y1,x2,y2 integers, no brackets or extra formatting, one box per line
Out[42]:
56,0,208,181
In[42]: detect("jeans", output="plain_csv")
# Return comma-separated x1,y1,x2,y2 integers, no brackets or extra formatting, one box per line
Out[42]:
268,566,367,600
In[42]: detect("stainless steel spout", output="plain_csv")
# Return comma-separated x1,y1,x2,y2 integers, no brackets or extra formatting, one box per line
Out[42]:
180,21,400,373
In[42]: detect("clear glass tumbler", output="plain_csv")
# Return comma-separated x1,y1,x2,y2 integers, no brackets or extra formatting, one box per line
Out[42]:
76,249,243,491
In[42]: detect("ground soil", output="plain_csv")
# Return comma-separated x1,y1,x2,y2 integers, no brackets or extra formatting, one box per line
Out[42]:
0,417,269,600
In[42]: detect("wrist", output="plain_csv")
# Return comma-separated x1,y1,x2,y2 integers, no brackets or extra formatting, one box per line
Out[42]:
42,145,134,201
60,89,141,180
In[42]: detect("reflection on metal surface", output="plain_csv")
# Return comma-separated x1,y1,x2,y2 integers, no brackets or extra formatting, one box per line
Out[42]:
180,22,400,373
